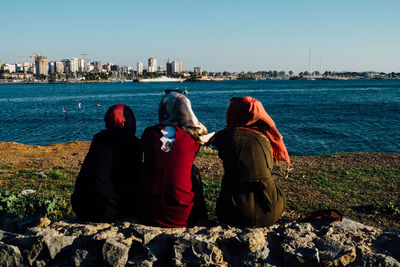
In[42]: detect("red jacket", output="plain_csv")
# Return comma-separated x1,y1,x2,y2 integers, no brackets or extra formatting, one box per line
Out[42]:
136,125,199,227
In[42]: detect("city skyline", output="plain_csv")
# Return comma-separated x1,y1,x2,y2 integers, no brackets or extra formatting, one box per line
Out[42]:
1,0,399,73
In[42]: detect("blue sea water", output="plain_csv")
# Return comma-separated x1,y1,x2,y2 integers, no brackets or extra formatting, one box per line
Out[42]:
0,80,399,155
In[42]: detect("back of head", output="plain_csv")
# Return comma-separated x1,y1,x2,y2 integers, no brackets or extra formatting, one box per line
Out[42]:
158,91,200,130
226,96,290,164
104,104,136,133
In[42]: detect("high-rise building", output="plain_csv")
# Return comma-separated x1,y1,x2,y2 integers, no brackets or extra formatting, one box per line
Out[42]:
137,62,143,74
48,61,56,74
55,61,64,73
0,60,3,69
172,61,183,73
78,59,86,72
148,57,157,73
68,58,79,73
158,66,164,72
93,61,102,72
166,60,173,74
35,55,48,76
194,67,202,74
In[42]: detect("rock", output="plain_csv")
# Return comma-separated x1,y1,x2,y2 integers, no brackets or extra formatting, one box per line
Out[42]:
42,234,76,259
351,253,400,267
0,241,24,267
0,216,399,266
172,236,226,266
18,217,51,232
239,229,267,253
102,237,131,267
284,247,320,266
69,248,100,267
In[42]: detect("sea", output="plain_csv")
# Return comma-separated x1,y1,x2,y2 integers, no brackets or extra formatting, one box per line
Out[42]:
0,80,399,156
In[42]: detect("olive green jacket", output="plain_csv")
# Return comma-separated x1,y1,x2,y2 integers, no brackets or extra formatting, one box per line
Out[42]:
214,128,286,227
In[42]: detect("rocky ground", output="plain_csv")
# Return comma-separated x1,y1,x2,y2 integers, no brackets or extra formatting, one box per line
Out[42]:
0,214,399,266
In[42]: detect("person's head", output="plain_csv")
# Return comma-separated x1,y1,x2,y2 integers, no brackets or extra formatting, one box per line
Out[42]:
226,96,290,164
226,96,268,128
104,104,136,133
158,91,199,129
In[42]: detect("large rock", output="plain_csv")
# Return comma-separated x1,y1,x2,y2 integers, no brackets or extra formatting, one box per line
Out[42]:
0,241,24,267
0,217,398,266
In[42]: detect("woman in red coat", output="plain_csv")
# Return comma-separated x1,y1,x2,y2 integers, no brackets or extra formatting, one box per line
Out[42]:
136,91,208,228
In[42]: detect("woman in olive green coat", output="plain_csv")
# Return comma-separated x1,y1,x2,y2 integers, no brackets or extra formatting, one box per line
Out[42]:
213,96,290,227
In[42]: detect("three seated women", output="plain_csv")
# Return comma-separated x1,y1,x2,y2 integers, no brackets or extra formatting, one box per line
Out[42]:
72,93,289,228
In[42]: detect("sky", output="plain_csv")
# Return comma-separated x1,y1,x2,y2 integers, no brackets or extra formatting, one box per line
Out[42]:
1,0,399,73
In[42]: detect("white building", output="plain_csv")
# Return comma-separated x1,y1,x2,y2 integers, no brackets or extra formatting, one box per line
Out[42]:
137,62,143,74
68,58,79,73
1,63,16,73
194,67,202,74
148,57,157,73
55,61,64,73
23,62,32,73
172,61,183,73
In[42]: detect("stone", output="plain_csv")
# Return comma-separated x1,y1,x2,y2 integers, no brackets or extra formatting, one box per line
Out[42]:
43,234,76,259
0,241,24,267
239,229,267,253
172,236,226,266
284,247,320,267
69,248,100,267
351,253,400,267
18,217,51,233
102,237,131,267
0,216,399,266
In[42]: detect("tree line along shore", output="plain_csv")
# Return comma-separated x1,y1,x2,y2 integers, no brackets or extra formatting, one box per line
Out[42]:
0,141,398,229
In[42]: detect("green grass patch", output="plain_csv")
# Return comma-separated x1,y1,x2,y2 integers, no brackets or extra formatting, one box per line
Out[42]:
202,177,221,221
197,147,218,157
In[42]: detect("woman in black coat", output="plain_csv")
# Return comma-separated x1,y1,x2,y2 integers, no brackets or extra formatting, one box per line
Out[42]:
71,104,142,222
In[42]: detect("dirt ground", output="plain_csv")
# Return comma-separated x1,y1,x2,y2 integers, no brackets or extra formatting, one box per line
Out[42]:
1,141,399,173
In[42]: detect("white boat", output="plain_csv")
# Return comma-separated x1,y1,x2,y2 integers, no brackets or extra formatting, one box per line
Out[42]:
136,76,186,83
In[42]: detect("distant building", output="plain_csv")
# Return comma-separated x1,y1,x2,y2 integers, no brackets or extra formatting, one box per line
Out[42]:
55,61,64,73
35,56,48,76
93,61,102,72
68,58,79,73
148,57,157,73
2,63,16,73
137,62,143,74
15,63,23,73
158,66,164,72
78,58,86,72
0,60,3,69
110,65,119,71
166,60,173,74
172,61,183,73
49,61,56,74
194,67,202,75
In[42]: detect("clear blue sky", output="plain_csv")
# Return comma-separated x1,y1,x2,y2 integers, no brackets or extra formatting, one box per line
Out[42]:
1,0,399,73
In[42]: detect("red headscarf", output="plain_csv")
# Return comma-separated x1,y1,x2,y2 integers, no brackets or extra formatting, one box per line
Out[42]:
226,97,290,164
104,104,136,133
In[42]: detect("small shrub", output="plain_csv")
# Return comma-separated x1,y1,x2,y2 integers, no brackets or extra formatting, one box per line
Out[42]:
0,190,71,221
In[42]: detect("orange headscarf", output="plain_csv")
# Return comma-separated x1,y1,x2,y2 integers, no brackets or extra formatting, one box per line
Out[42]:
226,96,290,164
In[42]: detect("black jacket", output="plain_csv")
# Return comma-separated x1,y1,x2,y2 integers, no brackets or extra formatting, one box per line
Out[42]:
71,129,142,222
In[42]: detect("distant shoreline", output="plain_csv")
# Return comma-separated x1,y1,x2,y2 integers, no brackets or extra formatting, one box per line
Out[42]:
1,77,400,85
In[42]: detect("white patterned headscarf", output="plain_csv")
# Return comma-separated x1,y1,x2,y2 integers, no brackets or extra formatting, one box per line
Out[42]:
158,91,207,139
